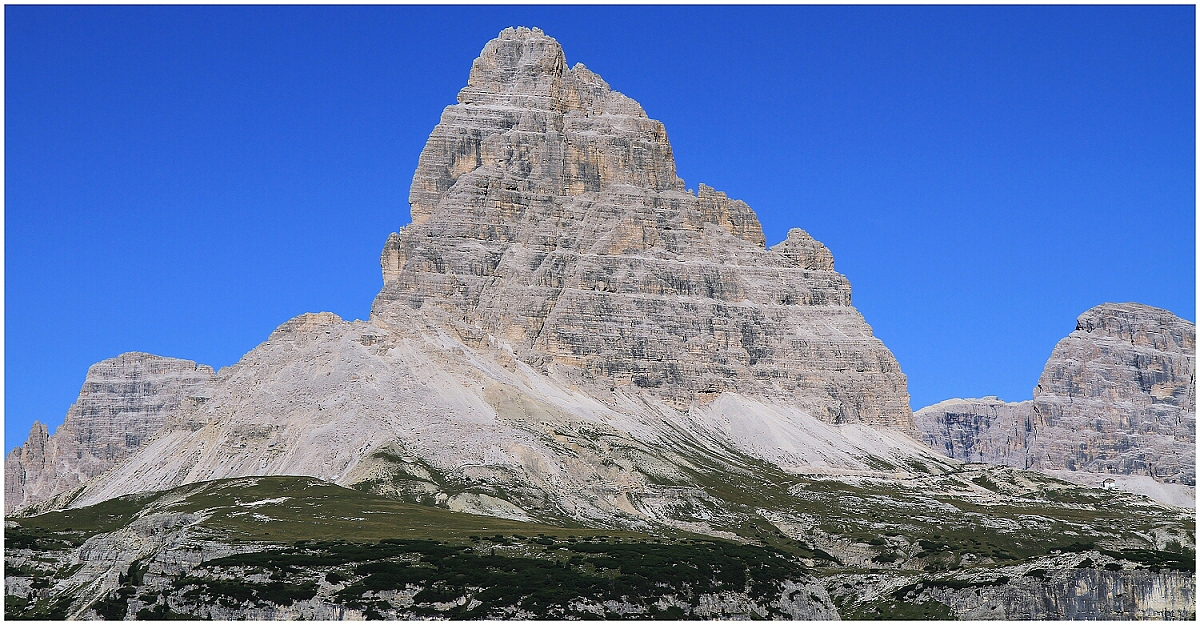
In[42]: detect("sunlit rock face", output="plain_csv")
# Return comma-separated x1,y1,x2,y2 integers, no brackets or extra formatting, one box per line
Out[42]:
4,27,925,527
4,31,1196,621
1034,303,1195,481
916,303,1196,505
374,27,912,428
912,397,1036,468
4,353,215,514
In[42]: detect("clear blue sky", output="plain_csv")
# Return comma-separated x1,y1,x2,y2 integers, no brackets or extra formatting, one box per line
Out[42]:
6,6,1195,452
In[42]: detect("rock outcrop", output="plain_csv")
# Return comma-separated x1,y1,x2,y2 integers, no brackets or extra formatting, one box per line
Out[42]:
5,28,1196,622
374,26,912,429
912,397,1035,467
60,308,945,527
916,303,1196,505
5,353,215,514
8,27,929,528
1034,303,1195,482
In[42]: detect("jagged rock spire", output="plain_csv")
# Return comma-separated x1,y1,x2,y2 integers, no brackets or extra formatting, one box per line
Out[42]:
407,26,685,228
375,27,912,428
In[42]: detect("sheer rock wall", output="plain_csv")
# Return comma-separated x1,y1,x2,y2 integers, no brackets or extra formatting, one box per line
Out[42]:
5,353,215,514
7,27,922,522
374,27,911,428
916,303,1196,500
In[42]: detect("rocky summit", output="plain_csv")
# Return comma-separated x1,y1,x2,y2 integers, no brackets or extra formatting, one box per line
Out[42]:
8,26,924,525
5,28,1195,621
916,303,1196,507
377,26,911,427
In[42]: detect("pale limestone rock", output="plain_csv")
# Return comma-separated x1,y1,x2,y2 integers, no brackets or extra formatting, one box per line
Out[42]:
375,26,911,428
770,227,835,272
915,303,1196,506
67,308,949,529
5,353,215,514
1032,303,1195,484
5,28,1196,622
11,28,934,529
915,397,1035,467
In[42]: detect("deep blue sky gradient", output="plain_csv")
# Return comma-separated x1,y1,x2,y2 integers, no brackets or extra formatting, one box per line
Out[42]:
6,6,1195,452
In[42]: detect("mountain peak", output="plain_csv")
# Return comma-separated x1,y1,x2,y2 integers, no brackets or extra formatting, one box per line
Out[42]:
458,27,566,107
5,352,215,514
1075,302,1196,351
378,28,911,428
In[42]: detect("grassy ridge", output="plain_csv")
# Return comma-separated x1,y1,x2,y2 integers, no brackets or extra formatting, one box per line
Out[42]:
9,476,654,545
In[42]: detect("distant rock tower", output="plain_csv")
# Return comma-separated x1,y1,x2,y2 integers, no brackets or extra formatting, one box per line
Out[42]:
6,353,215,514
916,303,1196,500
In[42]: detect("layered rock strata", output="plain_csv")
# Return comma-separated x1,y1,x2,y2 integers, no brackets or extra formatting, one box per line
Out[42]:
7,27,935,529
60,309,947,529
4,30,1196,620
913,396,1035,467
6,27,923,527
5,353,215,514
916,303,1196,504
374,26,912,429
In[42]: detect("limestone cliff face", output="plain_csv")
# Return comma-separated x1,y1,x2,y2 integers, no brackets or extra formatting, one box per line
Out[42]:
62,309,946,529
912,397,1035,468
374,27,911,428
5,353,215,514
5,27,930,529
916,303,1196,503
1033,303,1195,483
916,566,1195,620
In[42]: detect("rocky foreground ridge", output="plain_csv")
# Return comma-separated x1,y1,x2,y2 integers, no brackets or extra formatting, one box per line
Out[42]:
915,303,1196,508
5,27,1195,620
6,475,1195,620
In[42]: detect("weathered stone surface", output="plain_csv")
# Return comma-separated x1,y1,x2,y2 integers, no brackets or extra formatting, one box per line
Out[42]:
913,397,1035,467
5,28,1195,622
375,26,912,428
64,308,947,530
6,27,924,529
5,353,215,514
829,550,1196,620
1033,303,1195,483
915,303,1196,505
